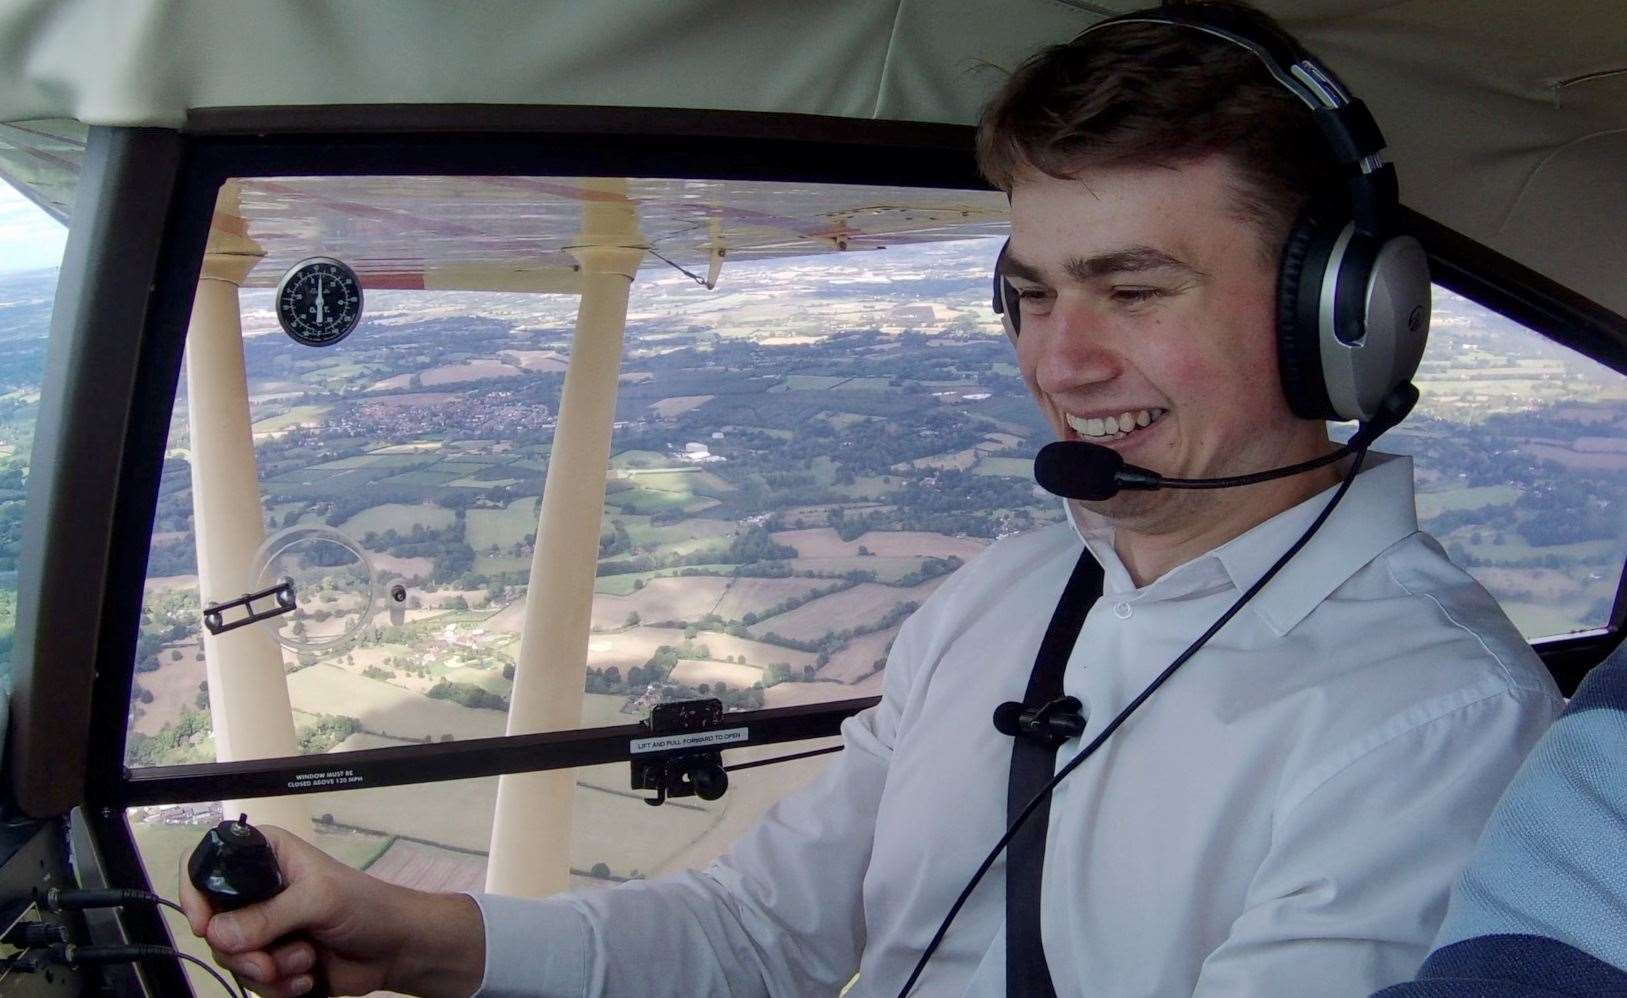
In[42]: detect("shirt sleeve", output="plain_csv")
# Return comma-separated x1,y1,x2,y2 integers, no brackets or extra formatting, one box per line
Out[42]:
1191,683,1560,998
467,614,920,997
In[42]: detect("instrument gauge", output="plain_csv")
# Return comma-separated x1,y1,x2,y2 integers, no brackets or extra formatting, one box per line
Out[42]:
276,256,363,347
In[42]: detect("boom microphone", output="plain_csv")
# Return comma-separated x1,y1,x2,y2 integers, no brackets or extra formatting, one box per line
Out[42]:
1033,441,1349,500
1034,384,1418,501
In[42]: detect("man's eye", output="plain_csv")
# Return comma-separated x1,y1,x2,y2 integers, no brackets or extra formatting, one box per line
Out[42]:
1111,287,1163,304
1015,288,1053,309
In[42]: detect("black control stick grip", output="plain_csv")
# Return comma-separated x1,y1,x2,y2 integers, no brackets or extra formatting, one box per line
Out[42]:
188,814,329,997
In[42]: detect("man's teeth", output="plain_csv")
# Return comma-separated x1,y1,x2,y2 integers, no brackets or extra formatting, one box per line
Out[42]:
1065,407,1167,439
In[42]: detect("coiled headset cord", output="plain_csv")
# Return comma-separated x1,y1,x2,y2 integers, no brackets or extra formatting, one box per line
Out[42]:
896,445,1371,997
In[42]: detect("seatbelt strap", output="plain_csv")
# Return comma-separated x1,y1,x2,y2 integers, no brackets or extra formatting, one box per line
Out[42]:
1006,548,1104,997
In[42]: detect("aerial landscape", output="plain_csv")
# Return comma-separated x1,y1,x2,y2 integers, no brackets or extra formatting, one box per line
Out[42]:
1,227,1623,911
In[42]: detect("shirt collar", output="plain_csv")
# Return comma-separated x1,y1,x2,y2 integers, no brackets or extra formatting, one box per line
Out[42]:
1066,451,1419,635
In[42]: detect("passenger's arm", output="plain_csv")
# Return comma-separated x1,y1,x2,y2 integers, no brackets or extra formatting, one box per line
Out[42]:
1374,647,1627,997
1191,685,1559,998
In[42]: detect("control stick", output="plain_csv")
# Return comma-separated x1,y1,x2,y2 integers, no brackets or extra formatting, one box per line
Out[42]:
188,814,329,997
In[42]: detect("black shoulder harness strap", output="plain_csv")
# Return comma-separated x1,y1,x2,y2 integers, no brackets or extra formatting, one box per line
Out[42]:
1006,548,1104,996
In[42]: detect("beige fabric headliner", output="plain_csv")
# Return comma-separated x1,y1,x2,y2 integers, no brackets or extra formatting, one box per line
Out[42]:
0,0,1623,317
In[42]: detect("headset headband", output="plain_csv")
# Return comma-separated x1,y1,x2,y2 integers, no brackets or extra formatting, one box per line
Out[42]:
1073,10,1399,236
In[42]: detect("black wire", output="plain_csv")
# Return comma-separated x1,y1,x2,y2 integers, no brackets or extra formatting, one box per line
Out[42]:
45,945,244,998
723,745,843,772
895,447,1371,997
48,888,243,997
646,246,713,288
172,951,246,998
1157,444,1352,489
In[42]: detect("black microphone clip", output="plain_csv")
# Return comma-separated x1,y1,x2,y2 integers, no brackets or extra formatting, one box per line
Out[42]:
993,696,1089,748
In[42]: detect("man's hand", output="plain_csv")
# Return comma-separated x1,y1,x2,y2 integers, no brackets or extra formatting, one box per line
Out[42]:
177,824,486,997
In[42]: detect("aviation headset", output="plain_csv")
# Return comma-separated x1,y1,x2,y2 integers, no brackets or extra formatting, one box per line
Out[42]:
991,5,1431,423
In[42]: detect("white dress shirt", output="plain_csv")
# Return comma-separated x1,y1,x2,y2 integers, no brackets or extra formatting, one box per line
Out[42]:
472,453,1562,997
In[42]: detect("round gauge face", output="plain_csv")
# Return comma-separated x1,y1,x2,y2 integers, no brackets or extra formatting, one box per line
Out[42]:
275,257,364,347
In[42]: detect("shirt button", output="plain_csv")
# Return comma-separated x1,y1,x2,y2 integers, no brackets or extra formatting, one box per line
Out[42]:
1114,602,1133,619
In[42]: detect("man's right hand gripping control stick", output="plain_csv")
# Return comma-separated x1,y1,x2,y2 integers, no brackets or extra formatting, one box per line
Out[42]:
180,817,488,998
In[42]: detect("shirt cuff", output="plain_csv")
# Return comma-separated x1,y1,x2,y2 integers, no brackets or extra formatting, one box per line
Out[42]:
466,891,592,998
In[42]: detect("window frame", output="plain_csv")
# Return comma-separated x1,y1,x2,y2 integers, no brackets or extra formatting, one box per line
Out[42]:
10,106,1625,994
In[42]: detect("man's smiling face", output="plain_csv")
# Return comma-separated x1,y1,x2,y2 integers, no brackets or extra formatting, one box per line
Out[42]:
1005,154,1330,532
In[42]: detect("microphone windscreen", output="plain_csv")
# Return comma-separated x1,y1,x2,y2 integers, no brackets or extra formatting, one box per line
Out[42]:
992,701,1025,737
1034,441,1125,500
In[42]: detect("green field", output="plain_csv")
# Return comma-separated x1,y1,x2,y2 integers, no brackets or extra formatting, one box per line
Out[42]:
476,554,533,575
823,412,876,430
621,469,713,493
311,453,435,471
468,497,541,551
0,587,15,679
770,375,849,392
377,469,464,487
623,516,735,546
610,450,672,470
594,565,739,596
267,501,315,527
783,556,930,583
1450,532,1615,567
605,487,699,515
312,361,372,379
251,404,332,433
808,456,840,486
438,458,507,471
449,475,520,488
342,502,456,536
830,475,895,499
831,376,892,392
441,664,513,692
1415,484,1520,519
1499,600,1593,640
973,456,1035,478
965,411,1037,437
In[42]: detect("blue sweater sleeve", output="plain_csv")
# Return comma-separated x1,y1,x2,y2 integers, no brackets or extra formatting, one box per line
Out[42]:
1374,644,1627,998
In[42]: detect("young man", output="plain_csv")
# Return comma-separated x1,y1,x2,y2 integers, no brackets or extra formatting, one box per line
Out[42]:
181,5,1562,995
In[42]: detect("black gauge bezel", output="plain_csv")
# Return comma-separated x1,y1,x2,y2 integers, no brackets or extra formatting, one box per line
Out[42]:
274,255,363,346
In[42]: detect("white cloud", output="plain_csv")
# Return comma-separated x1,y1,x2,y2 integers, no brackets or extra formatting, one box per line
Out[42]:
0,180,68,274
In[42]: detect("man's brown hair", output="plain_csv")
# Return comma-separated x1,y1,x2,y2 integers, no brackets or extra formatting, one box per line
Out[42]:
976,0,1342,260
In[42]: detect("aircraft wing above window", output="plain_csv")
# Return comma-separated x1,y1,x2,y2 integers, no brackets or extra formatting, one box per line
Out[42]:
1,2,1625,317
215,175,1010,290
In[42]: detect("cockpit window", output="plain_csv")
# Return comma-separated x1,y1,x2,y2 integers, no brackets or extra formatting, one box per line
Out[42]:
121,174,1625,773
0,178,69,689
76,170,1619,993
125,175,1018,768
1383,288,1624,640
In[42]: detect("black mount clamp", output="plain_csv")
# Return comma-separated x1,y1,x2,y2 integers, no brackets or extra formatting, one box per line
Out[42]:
202,578,297,636
992,695,1089,748
629,698,735,806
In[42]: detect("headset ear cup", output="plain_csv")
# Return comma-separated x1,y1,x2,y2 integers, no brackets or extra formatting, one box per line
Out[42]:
999,278,1020,342
994,240,1020,342
1275,208,1339,421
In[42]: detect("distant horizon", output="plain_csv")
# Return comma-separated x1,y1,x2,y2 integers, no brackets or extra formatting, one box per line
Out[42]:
0,180,67,275
0,263,58,278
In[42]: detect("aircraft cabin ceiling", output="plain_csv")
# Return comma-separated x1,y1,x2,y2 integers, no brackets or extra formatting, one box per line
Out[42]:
0,0,1623,319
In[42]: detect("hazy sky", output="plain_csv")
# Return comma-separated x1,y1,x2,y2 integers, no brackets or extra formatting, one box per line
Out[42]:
0,179,67,274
